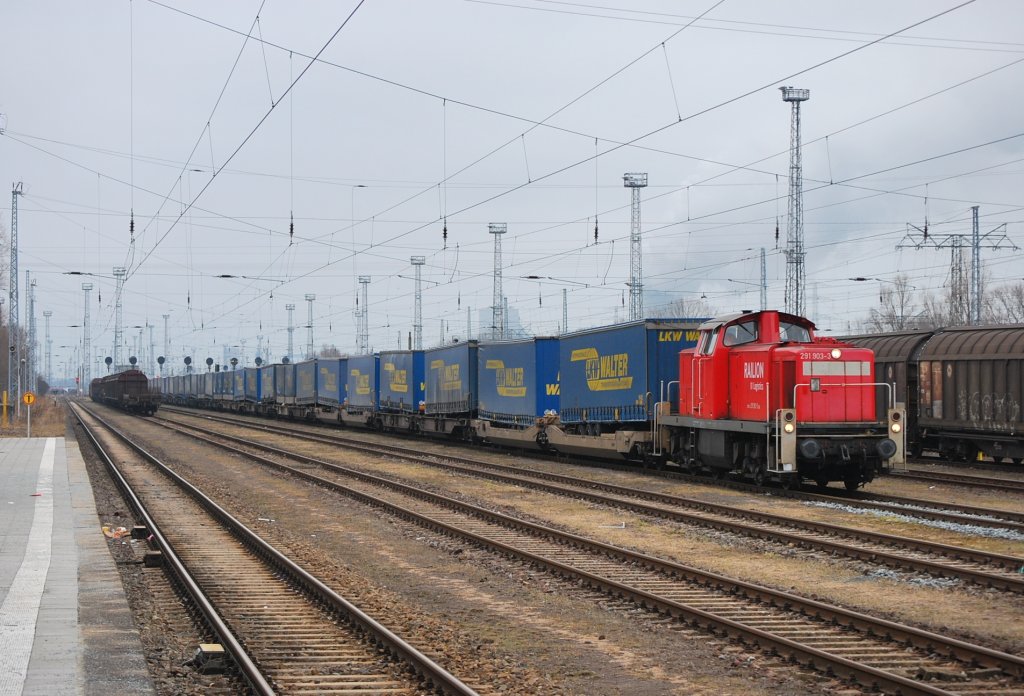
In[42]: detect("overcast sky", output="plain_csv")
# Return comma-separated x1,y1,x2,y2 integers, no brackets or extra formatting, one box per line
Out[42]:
2,0,1022,380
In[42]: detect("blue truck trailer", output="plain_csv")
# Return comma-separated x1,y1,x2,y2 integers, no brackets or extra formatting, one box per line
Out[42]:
478,338,559,426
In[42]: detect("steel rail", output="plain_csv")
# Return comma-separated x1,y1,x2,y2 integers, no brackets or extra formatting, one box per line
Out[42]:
150,411,1024,695
71,403,275,695
78,403,478,696
159,406,1024,531
156,412,1024,593
891,468,1024,492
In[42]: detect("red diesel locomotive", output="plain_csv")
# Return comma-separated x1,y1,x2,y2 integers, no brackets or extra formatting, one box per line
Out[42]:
659,310,904,489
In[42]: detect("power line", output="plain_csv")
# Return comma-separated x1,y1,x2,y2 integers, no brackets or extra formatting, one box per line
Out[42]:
470,0,1021,54
128,2,367,279
9,10,1018,270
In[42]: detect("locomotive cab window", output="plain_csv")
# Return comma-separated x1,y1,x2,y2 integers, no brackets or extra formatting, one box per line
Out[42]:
779,321,811,343
723,320,758,347
699,329,719,355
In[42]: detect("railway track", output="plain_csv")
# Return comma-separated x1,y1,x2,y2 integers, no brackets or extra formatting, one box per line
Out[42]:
72,403,478,696
141,407,1024,695
159,406,1024,533
892,468,1024,493
157,409,1024,594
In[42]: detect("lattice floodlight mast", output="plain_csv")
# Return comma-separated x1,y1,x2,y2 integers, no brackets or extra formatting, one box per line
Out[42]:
411,256,425,350
83,284,93,386
489,223,507,339
9,182,23,402
43,310,52,385
285,304,295,362
897,205,1016,325
112,266,127,368
358,276,371,353
780,87,810,317
623,173,648,321
305,294,316,359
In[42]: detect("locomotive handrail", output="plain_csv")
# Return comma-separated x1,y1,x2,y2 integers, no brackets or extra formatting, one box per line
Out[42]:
792,381,894,414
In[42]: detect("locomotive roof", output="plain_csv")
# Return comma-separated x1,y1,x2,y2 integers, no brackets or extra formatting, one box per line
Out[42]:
697,310,814,332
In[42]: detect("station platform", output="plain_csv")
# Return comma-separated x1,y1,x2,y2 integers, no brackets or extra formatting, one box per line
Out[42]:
0,437,154,695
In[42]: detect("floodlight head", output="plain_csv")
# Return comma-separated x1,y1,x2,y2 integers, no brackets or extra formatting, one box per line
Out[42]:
305,294,316,301
43,310,52,317
358,275,371,283
779,86,810,102
285,303,295,310
623,172,648,188
82,283,93,291
488,223,507,235
410,256,426,266
112,266,127,278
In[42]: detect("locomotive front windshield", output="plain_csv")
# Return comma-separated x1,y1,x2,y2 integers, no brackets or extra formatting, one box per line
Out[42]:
779,321,812,343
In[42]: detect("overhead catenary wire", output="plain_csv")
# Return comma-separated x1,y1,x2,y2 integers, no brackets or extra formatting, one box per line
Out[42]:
470,0,1021,54
15,1,1020,354
293,0,981,274
126,0,271,269
129,0,368,280
14,9,1017,261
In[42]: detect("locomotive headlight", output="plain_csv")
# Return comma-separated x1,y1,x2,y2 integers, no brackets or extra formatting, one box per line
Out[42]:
830,348,842,359
891,422,902,434
783,422,795,434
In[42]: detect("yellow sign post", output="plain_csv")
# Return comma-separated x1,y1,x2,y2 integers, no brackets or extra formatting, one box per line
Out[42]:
23,391,35,437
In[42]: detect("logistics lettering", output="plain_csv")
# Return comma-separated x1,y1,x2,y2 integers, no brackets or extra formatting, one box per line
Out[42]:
570,348,633,391
351,370,371,395
485,359,526,397
319,366,338,392
431,360,463,392
657,330,700,342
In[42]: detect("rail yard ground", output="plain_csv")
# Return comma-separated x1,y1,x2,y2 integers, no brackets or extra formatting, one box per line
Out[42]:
74,403,1024,694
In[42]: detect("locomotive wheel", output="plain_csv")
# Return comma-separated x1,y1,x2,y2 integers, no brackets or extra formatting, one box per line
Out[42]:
781,476,799,491
815,478,829,491
752,467,766,487
844,479,860,492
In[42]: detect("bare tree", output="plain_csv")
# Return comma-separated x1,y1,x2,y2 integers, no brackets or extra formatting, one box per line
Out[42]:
917,293,949,330
867,274,919,331
985,282,1024,324
656,296,716,319
319,344,341,357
